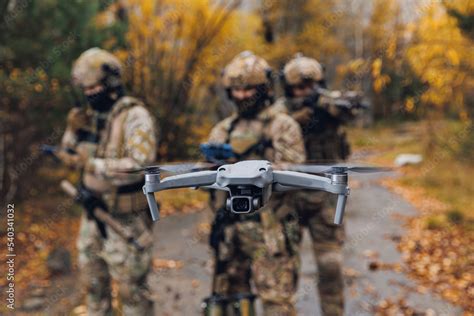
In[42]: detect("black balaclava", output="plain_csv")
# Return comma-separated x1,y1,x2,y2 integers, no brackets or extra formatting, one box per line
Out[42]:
283,78,326,111
87,85,124,112
230,84,272,119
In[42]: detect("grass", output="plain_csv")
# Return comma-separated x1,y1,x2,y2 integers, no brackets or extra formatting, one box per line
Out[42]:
348,120,474,224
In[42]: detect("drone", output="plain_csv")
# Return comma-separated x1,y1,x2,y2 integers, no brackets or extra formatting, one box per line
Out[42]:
121,160,389,225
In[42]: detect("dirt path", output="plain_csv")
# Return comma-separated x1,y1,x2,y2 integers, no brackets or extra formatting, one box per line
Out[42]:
150,172,462,315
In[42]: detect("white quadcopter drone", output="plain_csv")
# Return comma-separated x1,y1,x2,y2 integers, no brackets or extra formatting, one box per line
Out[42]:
122,160,389,225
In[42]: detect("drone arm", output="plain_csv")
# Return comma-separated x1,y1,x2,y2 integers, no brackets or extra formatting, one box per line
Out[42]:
148,171,218,191
143,171,217,221
200,184,230,191
273,171,335,192
273,183,299,191
273,170,349,225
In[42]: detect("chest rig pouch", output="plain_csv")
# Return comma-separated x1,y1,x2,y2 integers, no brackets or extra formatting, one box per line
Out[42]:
225,117,273,160
95,97,148,214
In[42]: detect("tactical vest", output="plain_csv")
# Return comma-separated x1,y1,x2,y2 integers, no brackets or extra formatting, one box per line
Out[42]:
278,97,350,162
71,110,108,163
209,114,274,212
304,125,350,162
216,113,299,257
225,116,273,160
83,96,149,213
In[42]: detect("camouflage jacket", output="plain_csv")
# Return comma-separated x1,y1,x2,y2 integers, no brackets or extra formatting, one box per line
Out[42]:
208,104,306,219
209,104,306,164
273,96,350,162
61,96,158,211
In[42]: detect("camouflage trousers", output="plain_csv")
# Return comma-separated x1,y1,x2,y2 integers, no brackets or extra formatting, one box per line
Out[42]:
213,209,301,316
77,210,154,316
295,190,345,316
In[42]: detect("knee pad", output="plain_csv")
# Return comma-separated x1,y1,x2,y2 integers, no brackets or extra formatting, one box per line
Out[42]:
317,251,343,279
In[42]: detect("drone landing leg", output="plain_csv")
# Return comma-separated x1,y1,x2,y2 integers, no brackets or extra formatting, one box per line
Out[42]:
334,194,347,225
146,192,160,221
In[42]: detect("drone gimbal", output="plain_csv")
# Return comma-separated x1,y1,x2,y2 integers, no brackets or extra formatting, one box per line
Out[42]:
142,160,350,225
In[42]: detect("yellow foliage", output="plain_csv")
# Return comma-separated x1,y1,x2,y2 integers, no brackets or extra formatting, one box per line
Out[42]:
255,0,346,66
123,0,242,94
386,36,397,60
118,0,244,158
371,58,382,77
371,58,392,93
406,2,473,113
405,97,415,113
446,49,460,66
373,75,391,93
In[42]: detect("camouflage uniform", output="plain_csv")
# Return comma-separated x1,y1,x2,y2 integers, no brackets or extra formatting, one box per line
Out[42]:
275,55,349,316
208,52,306,316
61,48,157,315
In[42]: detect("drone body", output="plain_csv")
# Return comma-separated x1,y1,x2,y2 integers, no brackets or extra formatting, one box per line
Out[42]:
142,160,352,225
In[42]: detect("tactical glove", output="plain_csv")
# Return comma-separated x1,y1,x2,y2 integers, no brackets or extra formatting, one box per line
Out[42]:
292,107,314,125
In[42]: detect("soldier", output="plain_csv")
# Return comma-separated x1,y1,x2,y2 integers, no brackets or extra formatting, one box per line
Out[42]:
58,48,157,315
206,51,306,316
275,54,351,316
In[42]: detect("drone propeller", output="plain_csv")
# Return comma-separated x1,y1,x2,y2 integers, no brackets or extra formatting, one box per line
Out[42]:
117,162,218,174
288,163,391,174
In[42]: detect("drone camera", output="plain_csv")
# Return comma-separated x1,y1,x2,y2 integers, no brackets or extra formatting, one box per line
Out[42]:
226,185,263,214
230,196,251,213
227,196,261,213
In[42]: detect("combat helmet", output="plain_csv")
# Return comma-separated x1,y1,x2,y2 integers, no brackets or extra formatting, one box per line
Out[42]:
72,47,123,89
71,48,124,112
221,51,274,117
282,53,326,98
222,51,273,89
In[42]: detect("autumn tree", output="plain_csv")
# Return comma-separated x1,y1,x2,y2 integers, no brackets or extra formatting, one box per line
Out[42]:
117,0,242,160
0,0,124,201
255,0,346,81
406,1,473,155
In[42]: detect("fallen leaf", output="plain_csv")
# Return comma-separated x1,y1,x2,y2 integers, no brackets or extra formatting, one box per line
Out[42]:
153,258,184,270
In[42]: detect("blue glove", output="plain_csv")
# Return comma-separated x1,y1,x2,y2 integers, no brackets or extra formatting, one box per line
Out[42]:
200,143,235,162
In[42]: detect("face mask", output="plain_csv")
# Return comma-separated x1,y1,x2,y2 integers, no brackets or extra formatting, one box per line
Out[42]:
229,86,271,118
302,91,320,107
232,86,270,119
86,86,124,112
